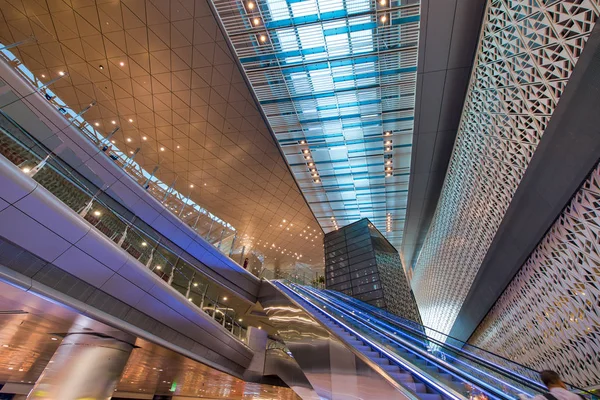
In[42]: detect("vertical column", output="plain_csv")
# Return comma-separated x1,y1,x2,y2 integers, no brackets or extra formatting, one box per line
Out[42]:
242,326,268,381
27,332,134,400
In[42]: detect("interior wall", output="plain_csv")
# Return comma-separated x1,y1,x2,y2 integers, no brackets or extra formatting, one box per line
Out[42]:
469,161,600,388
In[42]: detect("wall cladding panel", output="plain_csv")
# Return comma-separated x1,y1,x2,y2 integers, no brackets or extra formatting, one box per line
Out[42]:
411,0,600,337
469,162,600,388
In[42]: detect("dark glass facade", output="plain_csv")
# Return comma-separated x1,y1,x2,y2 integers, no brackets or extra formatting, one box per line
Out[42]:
324,219,422,323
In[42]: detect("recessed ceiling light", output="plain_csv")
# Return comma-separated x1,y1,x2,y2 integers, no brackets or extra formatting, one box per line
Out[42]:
156,265,162,270
222,296,228,301
111,140,116,144
126,138,132,142
247,1,255,9
58,71,65,76
160,147,165,151
93,210,102,217
129,151,134,154
177,145,180,149
259,34,267,42
128,118,133,123
142,136,147,140
51,337,58,341
41,74,46,78
94,122,100,127
99,65,104,70
253,18,261,26
190,184,194,188
380,15,387,23
119,61,125,67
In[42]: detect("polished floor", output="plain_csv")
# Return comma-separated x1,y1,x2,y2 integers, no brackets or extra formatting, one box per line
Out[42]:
0,281,299,399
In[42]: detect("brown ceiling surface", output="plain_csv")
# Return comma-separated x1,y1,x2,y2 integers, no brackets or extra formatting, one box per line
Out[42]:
0,0,325,272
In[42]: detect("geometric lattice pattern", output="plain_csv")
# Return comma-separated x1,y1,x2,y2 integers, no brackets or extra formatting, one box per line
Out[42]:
411,0,600,337
469,162,600,388
0,0,325,271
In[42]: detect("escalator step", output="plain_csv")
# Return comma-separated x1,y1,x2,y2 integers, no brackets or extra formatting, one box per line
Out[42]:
418,394,442,400
390,372,413,383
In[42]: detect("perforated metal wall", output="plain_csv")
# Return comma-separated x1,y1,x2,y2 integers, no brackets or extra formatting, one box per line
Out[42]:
469,162,600,388
411,0,600,336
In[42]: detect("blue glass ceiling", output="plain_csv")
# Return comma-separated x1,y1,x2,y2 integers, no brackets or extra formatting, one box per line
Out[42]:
211,0,420,249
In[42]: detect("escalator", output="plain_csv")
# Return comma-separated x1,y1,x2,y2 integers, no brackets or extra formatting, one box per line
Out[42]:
271,280,589,400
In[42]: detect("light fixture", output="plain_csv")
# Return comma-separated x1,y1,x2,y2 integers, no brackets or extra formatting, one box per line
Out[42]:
111,120,116,125
126,138,132,142
177,145,180,149
94,122,100,127
111,140,116,144
385,167,392,171
190,184,194,188
128,118,133,123
188,298,192,302
259,34,267,43
380,15,387,23
93,210,102,217
384,131,391,135
247,1,255,9
142,242,147,247
51,337,58,341
386,172,392,177
142,136,147,141
308,162,314,166
222,296,228,301
385,140,392,145
238,318,242,322
129,151,134,154
160,147,165,151
314,179,321,183
304,155,311,160
302,149,309,154
380,0,386,5
99,65,104,70
119,61,125,67
58,71,65,76
156,265,162,270
21,167,31,173
41,74,46,78
258,326,262,329
253,17,261,26
193,282,198,287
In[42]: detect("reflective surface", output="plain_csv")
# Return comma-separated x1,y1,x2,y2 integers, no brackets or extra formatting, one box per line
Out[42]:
259,280,410,399
28,333,133,400
212,0,421,250
0,280,299,399
0,112,252,339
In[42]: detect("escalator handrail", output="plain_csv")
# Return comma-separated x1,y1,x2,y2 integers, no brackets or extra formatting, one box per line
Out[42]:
274,281,468,400
293,283,540,400
326,288,546,382
321,288,550,393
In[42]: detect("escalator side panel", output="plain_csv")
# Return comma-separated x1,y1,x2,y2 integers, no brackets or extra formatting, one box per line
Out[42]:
259,280,411,400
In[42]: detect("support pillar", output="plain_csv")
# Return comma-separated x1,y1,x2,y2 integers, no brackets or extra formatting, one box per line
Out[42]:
242,326,268,382
27,332,134,400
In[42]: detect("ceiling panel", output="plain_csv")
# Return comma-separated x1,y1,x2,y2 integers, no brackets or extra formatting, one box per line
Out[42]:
0,0,325,273
210,0,421,251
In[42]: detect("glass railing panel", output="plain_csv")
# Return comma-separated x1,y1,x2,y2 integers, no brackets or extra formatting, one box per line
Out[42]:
0,116,251,343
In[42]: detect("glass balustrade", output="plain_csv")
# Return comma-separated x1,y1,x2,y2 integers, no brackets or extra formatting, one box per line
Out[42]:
0,111,251,344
